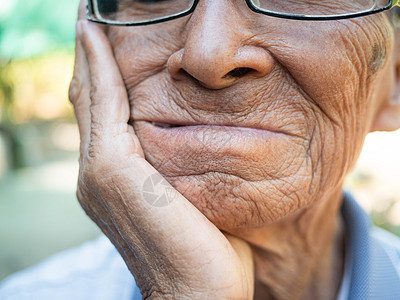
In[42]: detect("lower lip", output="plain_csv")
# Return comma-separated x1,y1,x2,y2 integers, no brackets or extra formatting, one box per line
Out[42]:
135,121,282,155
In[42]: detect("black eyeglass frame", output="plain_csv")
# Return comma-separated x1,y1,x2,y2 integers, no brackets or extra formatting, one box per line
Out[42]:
86,0,400,26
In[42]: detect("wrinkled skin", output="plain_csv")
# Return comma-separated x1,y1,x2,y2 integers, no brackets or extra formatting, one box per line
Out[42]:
111,4,397,229
69,0,400,298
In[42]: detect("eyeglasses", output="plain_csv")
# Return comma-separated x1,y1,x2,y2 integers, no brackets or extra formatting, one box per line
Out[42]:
86,0,400,26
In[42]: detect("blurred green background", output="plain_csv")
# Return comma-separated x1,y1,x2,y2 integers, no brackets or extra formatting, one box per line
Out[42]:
0,0,100,281
1,0,400,282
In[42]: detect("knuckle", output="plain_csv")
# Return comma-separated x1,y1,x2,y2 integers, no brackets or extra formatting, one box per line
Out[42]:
68,77,80,104
69,74,88,106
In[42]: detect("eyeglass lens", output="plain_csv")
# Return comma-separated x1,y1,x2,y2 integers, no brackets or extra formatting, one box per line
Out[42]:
92,0,391,23
93,0,195,23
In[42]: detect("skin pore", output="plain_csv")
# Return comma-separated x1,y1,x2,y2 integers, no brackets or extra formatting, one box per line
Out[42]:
73,0,400,298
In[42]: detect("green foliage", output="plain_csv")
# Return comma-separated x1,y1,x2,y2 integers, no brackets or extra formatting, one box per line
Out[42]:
0,0,80,59
0,1,79,170
0,63,13,121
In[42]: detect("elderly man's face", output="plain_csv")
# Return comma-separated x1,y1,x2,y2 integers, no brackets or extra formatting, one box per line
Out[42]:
106,2,397,230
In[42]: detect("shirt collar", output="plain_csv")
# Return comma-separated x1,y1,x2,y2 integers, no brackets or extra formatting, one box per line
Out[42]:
337,192,400,299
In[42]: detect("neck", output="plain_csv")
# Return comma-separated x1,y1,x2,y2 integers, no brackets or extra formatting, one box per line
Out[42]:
232,188,345,300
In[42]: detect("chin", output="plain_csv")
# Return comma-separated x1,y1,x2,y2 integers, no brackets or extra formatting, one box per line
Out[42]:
163,172,311,231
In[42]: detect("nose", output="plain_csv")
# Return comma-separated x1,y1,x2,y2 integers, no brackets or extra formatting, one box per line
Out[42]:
167,0,275,89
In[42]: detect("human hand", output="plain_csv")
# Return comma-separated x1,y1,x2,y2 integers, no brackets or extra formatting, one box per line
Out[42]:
68,4,254,299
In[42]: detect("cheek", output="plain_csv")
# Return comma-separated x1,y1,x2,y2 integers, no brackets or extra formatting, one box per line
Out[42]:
107,23,184,91
264,16,393,173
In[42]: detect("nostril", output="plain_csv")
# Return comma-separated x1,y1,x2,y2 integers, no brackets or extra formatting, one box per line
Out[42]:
224,67,253,78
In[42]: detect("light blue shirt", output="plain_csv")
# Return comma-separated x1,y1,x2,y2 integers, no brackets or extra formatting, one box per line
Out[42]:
1,193,399,299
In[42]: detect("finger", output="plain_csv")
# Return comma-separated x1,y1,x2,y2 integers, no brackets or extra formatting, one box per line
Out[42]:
69,1,107,155
69,36,91,155
78,20,130,128
68,0,94,155
224,233,255,298
77,20,143,158
78,0,86,21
